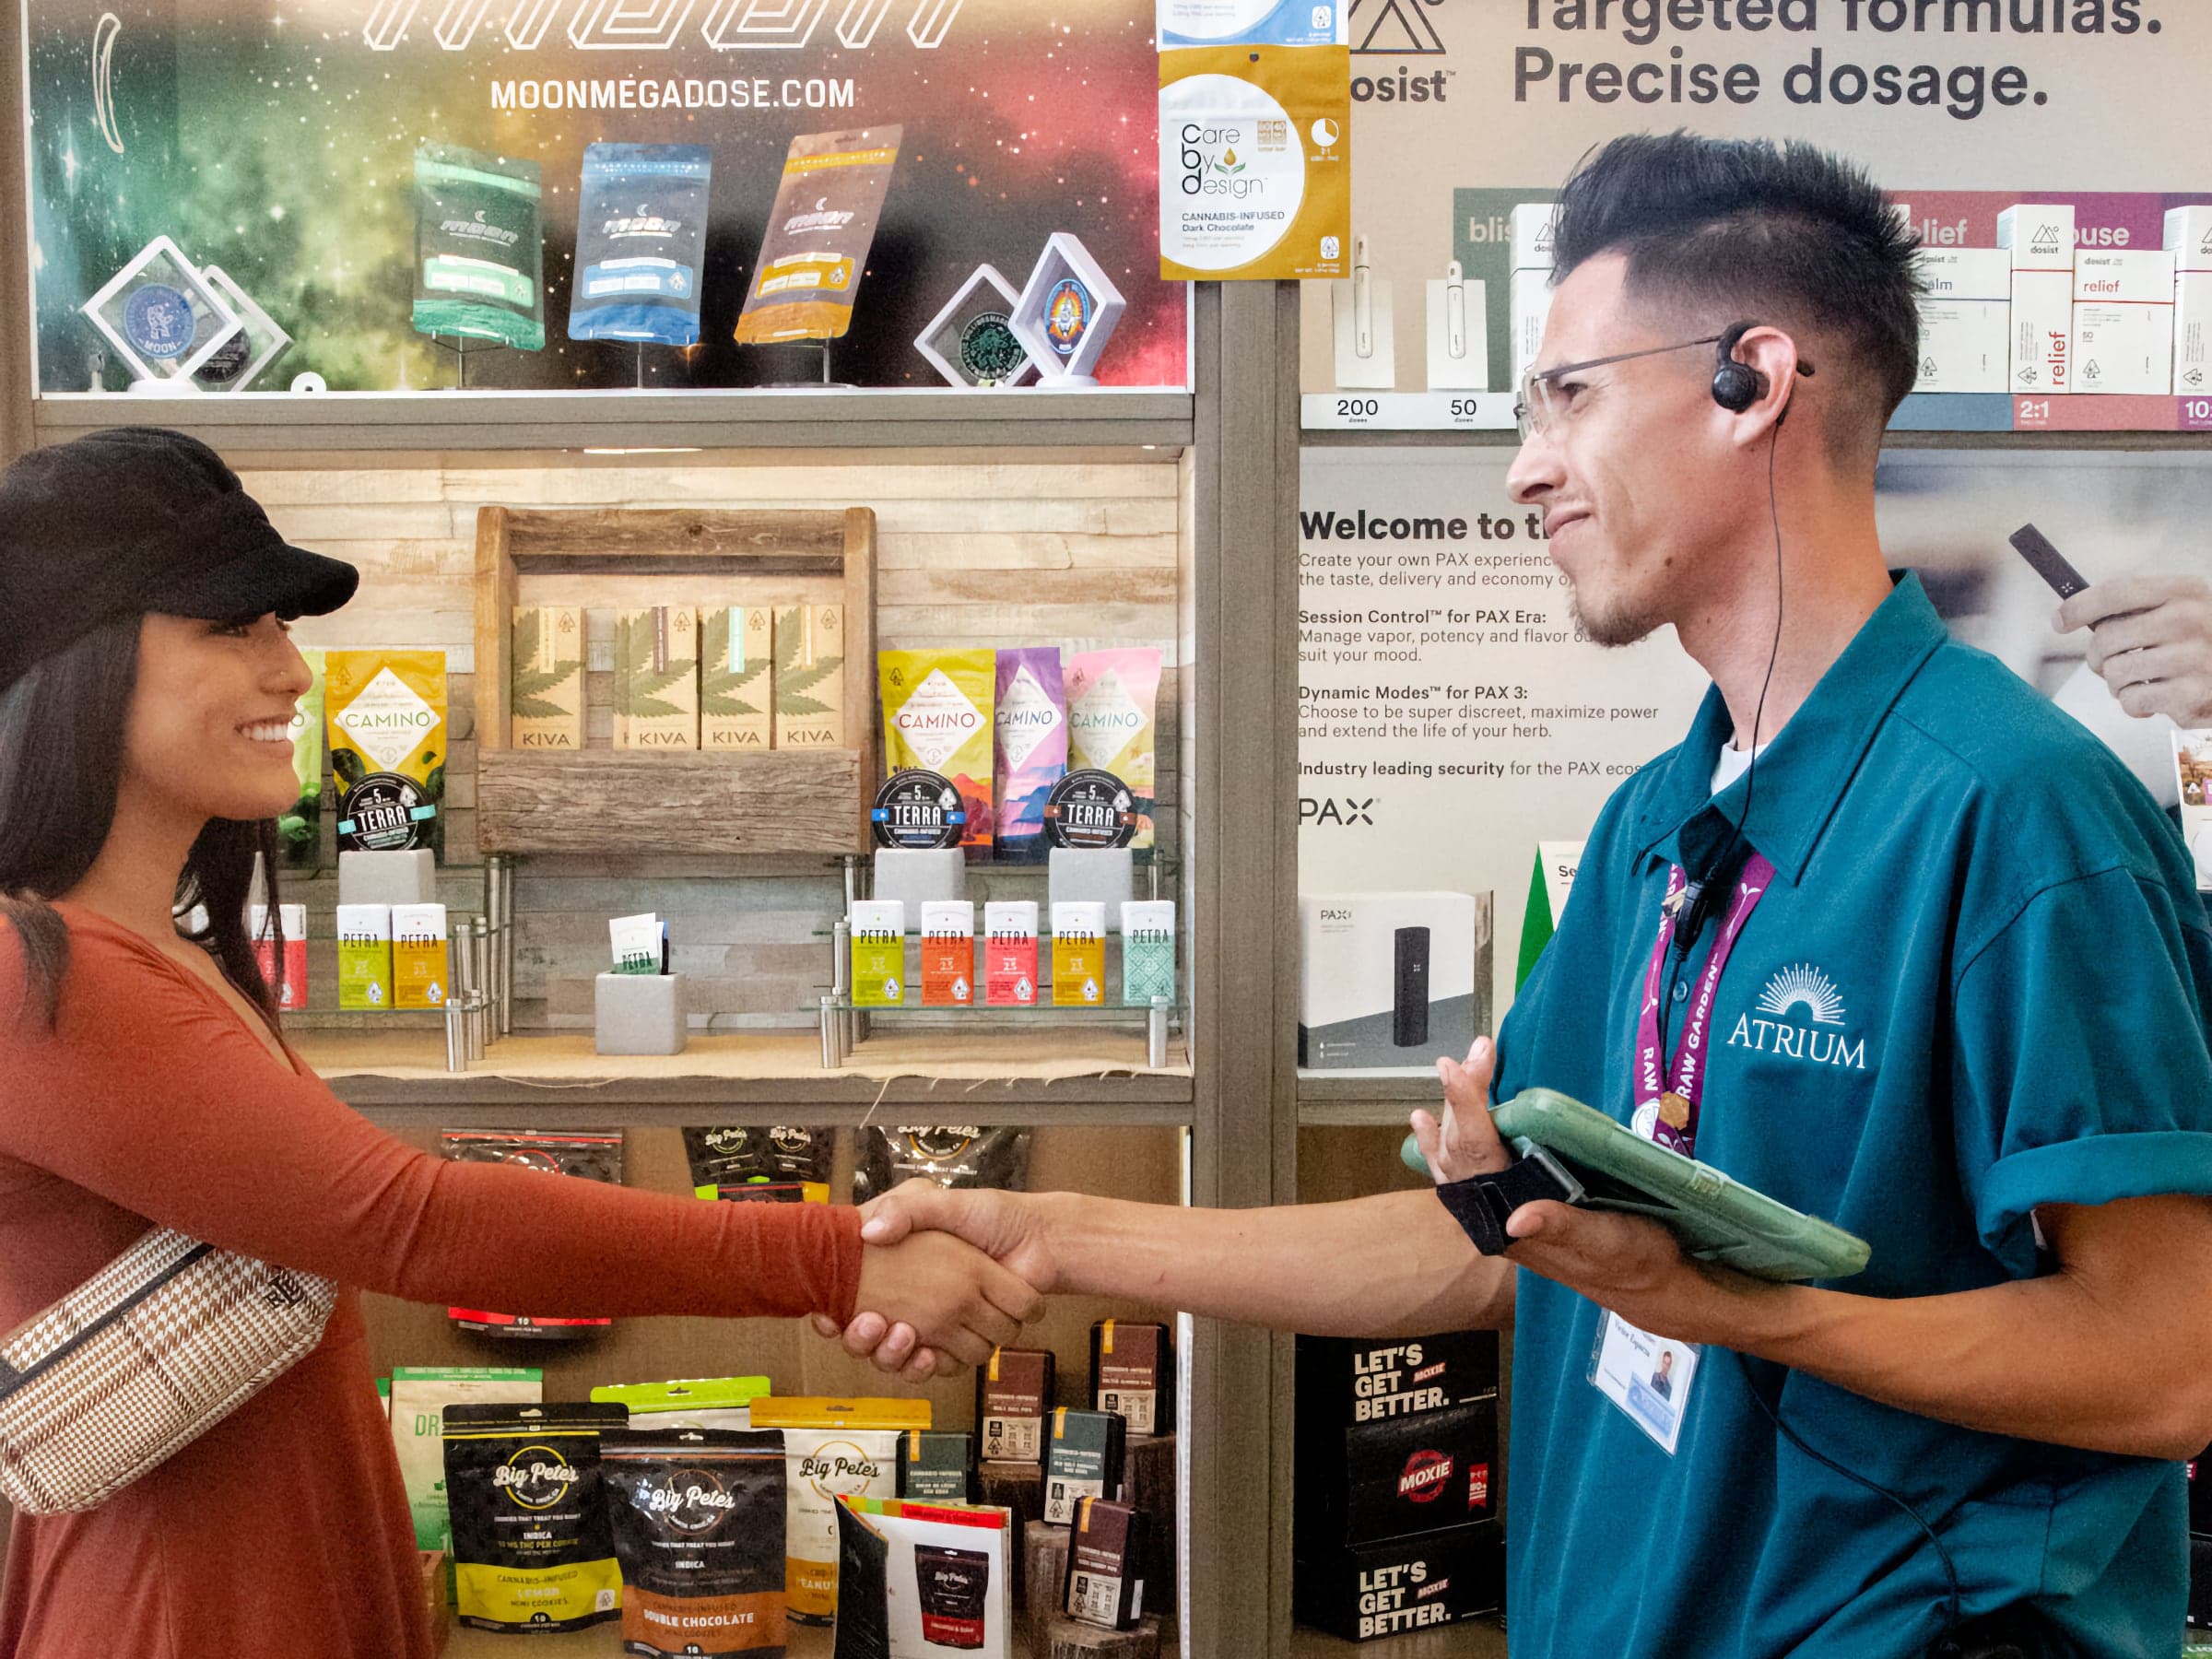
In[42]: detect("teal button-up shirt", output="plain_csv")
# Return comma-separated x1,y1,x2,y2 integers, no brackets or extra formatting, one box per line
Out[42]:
1495,573,2212,1656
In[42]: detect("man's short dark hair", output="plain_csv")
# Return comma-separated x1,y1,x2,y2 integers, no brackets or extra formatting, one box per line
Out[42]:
1551,132,1923,458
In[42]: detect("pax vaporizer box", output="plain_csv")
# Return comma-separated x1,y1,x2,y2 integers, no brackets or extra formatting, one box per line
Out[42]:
1298,892,1479,1070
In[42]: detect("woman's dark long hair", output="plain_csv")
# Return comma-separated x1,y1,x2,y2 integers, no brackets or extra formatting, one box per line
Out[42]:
0,616,283,1030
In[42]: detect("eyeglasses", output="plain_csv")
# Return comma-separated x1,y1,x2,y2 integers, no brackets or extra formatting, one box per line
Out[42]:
1513,335,1726,443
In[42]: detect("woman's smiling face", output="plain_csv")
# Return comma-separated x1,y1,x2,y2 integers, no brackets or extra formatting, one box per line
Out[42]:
122,612,313,827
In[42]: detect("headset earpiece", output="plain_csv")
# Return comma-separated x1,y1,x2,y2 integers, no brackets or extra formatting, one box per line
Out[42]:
1712,322,1766,413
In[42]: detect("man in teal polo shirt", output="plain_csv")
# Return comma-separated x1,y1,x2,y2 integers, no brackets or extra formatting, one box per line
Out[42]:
827,135,2212,1655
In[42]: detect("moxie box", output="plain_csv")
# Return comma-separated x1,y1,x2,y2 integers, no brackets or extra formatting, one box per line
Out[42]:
1090,1320,1173,1437
1296,1397,1497,1550
1295,1331,1500,1430
1043,1409,1127,1527
1064,1498,1151,1631
1294,1522,1503,1643
976,1347,1055,1465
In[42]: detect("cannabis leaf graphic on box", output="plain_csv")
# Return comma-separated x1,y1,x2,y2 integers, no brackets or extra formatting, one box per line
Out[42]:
616,611,695,722
511,608,582,720
775,612,843,719
701,609,771,718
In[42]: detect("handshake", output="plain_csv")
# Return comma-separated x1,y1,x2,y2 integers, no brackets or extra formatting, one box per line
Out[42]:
824,1181,1063,1378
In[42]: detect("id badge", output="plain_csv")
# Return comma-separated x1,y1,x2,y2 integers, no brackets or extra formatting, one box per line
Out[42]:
1589,1312,1699,1454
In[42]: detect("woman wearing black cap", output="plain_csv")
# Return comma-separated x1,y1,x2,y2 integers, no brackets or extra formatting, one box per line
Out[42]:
0,429,1040,1657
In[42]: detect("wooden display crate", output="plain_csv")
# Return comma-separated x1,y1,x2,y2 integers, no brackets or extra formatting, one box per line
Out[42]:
472,504,877,856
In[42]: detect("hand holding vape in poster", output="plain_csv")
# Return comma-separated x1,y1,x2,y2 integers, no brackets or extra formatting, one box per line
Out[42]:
735,127,904,347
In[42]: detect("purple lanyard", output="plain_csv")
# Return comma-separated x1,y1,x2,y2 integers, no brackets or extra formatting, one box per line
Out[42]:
1632,853,1775,1157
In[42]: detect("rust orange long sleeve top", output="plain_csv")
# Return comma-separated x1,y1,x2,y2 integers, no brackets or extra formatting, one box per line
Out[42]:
0,902,864,1658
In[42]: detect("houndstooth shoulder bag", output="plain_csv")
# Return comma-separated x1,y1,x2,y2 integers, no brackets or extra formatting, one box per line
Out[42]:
0,1227,336,1513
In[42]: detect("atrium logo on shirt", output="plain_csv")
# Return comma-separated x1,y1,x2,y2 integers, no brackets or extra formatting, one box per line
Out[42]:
1727,963,1867,1071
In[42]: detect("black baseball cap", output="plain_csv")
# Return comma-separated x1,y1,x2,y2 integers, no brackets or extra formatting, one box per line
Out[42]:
0,427,359,693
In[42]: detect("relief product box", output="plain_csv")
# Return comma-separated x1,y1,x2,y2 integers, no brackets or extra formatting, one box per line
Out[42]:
1913,248,2010,394
1997,204,2075,394
2167,206,2212,396
1509,202,1559,390
2073,249,2175,394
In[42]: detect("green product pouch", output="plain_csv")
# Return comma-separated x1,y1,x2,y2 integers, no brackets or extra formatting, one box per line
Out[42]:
413,141,547,350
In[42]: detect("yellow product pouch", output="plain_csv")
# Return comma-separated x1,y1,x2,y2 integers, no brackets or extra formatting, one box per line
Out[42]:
750,1397,931,1625
326,649,448,855
880,650,995,855
1158,44,1351,282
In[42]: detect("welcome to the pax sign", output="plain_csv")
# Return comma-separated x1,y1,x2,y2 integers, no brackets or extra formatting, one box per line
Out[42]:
362,0,968,53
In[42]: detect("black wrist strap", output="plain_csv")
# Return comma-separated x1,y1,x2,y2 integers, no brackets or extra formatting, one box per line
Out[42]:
1436,1156,1578,1256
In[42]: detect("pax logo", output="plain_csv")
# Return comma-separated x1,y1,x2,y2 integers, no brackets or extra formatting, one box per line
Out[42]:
363,0,966,53
1300,796,1376,827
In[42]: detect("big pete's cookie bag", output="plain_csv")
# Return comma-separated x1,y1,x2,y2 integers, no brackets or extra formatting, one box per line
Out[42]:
602,1429,789,1657
442,1402,627,1634
1158,45,1350,283
326,649,447,856
750,1397,932,1625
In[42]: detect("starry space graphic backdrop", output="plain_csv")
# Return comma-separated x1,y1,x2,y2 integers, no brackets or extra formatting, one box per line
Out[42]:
27,0,1187,391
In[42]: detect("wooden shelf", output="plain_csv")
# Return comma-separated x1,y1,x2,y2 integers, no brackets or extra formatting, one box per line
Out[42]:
473,503,879,858
441,1612,1194,1657
476,747,865,856
1297,1072,1436,1127
1288,1618,1508,1657
299,1030,1194,1125
28,389,1197,453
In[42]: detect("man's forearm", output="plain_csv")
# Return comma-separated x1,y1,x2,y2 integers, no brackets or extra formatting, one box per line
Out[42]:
1033,1187,1512,1337
1727,1271,2208,1460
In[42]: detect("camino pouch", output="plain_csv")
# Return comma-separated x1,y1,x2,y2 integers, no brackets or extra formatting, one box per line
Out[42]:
0,1228,336,1513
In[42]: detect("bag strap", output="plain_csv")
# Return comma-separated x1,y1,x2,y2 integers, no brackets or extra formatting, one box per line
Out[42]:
0,1241,218,1399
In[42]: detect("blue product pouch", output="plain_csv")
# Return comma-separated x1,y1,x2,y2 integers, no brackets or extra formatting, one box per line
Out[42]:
568,144,712,347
